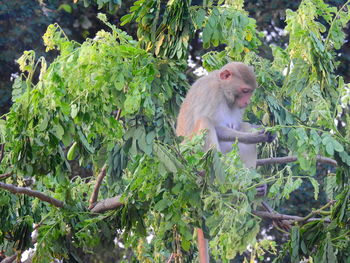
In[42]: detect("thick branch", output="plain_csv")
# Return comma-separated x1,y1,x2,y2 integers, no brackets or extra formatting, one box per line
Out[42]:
256,156,337,166
88,165,107,209
0,182,64,208
253,210,330,223
255,201,333,225
254,210,304,221
90,195,123,213
0,254,17,263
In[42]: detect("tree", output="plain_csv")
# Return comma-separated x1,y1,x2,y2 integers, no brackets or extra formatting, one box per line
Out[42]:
0,0,350,262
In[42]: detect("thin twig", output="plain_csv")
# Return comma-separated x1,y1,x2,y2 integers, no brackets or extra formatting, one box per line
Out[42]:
261,201,274,213
0,144,4,164
166,253,174,263
0,182,64,208
0,172,12,180
90,195,123,213
256,155,337,167
88,165,107,209
301,200,335,221
115,109,122,120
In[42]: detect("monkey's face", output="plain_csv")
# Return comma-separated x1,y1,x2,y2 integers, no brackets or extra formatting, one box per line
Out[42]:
219,67,256,108
234,85,255,108
222,82,255,109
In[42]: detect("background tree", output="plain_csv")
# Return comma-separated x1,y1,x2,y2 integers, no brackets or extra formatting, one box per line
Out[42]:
2,0,349,114
0,0,350,262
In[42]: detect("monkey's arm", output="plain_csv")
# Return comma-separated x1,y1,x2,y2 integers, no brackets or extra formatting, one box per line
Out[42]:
241,122,276,143
216,125,272,144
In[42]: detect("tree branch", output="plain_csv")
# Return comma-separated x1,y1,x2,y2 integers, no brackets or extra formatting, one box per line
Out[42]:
89,111,121,210
256,155,337,166
255,201,333,225
166,253,174,263
88,164,107,209
254,210,304,221
300,200,335,221
0,182,64,208
253,210,330,223
115,109,122,120
0,144,4,164
0,254,17,263
90,195,123,213
0,172,12,180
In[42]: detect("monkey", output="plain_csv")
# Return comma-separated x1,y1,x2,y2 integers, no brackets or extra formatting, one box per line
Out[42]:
176,62,273,263
176,62,273,163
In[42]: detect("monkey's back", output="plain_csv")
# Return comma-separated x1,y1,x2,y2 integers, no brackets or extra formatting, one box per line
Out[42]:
176,71,223,137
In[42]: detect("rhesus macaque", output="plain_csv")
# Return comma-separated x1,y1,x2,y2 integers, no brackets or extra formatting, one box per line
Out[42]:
176,62,273,263
176,62,273,167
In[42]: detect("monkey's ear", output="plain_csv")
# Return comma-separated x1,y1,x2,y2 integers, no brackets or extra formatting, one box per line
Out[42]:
219,69,232,80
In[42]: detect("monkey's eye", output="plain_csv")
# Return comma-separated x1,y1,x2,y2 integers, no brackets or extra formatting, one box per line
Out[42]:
242,88,251,94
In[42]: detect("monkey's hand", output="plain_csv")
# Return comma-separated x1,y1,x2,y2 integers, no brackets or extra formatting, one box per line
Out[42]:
256,129,276,143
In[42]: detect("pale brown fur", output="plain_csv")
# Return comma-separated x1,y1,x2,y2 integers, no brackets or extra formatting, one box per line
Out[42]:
176,62,267,163
176,62,257,137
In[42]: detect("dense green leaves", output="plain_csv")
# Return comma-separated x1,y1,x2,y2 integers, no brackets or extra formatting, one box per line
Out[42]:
0,0,350,262
122,0,193,59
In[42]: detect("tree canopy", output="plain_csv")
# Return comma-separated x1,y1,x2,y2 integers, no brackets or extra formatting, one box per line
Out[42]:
0,0,350,262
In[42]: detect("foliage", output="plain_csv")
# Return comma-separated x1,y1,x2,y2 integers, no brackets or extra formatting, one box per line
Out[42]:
0,0,350,262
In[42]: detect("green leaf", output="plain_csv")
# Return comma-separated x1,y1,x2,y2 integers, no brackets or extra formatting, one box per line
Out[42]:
61,129,72,147
291,226,300,263
77,129,94,153
67,142,78,161
181,239,191,251
339,151,350,165
124,91,141,114
38,114,49,131
58,4,72,13
330,137,344,153
213,152,225,184
325,175,336,200
120,14,132,26
153,143,178,173
322,135,343,156
71,104,79,119
51,123,64,140
268,177,282,197
154,198,170,212
324,233,337,263
325,142,334,156
194,9,206,28
309,177,319,200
